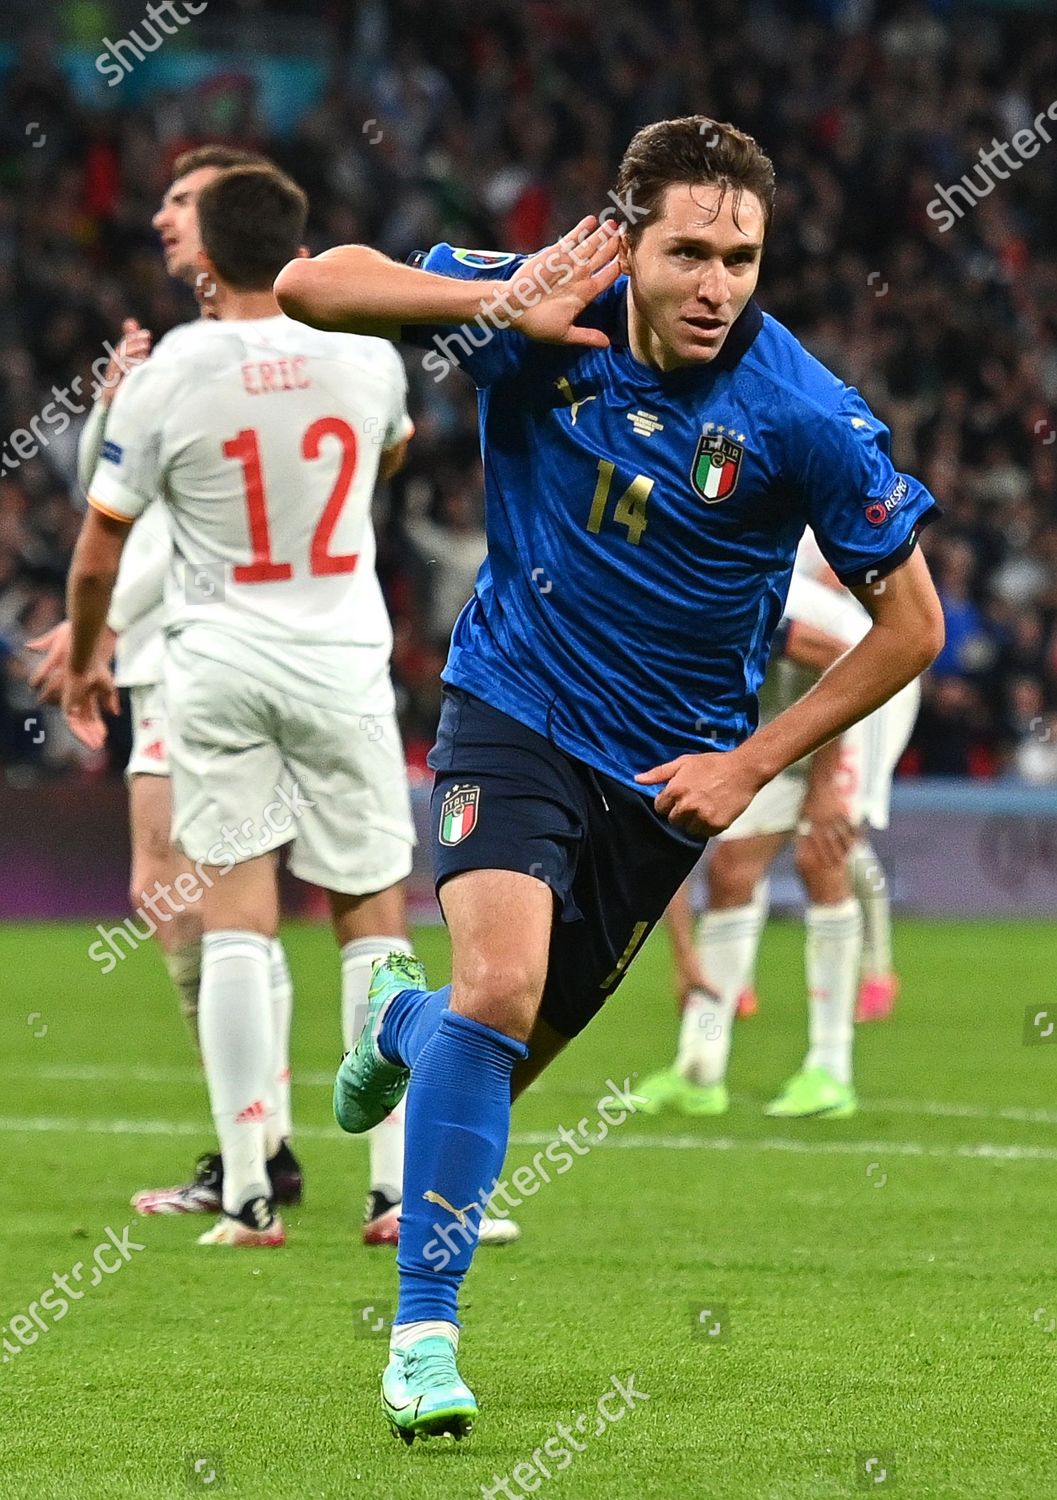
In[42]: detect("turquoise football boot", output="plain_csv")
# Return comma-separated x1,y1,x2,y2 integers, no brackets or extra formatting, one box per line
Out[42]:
382,1336,478,1444
333,952,426,1134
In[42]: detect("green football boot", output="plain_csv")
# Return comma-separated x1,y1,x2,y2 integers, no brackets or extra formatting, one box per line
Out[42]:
764,1065,857,1119
333,952,426,1134
635,1065,729,1117
382,1336,478,1444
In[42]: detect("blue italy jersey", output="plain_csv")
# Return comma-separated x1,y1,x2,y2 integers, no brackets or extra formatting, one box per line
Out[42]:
407,244,939,789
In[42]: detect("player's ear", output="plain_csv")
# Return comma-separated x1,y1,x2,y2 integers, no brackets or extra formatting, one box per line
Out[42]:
617,226,633,277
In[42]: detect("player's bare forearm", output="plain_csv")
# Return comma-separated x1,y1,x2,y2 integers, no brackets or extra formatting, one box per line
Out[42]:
274,219,620,347
784,619,848,674
802,733,843,794
638,549,943,836
67,511,129,671
274,245,510,338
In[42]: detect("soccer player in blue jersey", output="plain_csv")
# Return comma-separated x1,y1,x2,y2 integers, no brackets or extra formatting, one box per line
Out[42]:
276,116,945,1442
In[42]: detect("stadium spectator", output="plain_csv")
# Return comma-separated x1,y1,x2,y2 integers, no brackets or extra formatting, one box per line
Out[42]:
1,0,1055,779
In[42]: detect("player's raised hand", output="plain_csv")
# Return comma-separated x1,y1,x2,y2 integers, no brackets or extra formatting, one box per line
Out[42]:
98,318,153,408
503,216,622,348
636,750,765,837
61,665,120,751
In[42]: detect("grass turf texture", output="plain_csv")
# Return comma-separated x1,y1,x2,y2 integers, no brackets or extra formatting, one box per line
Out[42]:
2,917,1055,1499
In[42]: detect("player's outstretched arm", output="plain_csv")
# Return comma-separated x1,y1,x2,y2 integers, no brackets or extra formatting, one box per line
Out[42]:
639,549,944,837
274,217,621,348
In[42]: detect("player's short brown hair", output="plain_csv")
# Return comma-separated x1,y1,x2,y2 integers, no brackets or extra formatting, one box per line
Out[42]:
614,116,776,240
196,165,309,291
171,145,272,180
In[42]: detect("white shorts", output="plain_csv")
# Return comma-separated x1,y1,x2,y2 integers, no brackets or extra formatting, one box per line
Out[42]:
165,635,415,895
126,683,170,779
718,680,920,842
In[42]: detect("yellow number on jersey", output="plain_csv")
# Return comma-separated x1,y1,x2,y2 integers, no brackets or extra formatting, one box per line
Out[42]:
585,460,653,545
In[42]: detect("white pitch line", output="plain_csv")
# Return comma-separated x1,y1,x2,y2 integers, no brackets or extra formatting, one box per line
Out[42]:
1,1114,1056,1164
9,1064,1057,1130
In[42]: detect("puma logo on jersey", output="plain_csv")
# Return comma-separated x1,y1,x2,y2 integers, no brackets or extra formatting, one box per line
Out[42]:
423,1190,477,1229
554,376,596,426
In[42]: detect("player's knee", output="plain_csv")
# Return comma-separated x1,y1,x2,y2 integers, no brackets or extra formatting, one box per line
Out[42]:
793,836,821,884
128,861,157,911
129,851,172,909
452,955,543,1041
794,838,847,903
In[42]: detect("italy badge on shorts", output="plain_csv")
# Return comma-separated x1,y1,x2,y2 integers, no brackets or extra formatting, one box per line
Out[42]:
692,426,745,503
439,784,480,845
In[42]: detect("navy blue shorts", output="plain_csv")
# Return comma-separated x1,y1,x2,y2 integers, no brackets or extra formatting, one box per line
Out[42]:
428,688,708,1039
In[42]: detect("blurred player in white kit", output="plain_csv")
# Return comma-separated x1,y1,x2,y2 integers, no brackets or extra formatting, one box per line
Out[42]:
31,148,309,1213
639,530,919,1119
60,163,421,1245
31,147,483,1244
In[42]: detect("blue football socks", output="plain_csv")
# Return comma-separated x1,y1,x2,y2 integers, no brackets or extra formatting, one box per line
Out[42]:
391,1006,527,1326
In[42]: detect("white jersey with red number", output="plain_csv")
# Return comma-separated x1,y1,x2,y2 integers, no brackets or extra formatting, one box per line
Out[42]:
86,316,412,658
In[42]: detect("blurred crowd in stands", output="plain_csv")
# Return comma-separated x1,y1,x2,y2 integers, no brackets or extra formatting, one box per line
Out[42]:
2,0,1056,782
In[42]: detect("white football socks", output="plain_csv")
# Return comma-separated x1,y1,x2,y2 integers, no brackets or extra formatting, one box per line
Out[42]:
199,930,273,1215
267,939,294,1158
747,876,772,941
163,941,202,1048
390,1320,458,1354
341,935,412,1202
849,840,892,979
804,899,863,1086
677,904,764,1086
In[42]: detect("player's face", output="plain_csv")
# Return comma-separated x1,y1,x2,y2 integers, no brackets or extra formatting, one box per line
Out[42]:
152,167,221,284
622,183,765,368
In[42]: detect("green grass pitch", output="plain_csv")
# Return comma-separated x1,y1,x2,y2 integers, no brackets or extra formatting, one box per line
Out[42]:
2,917,1056,1499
